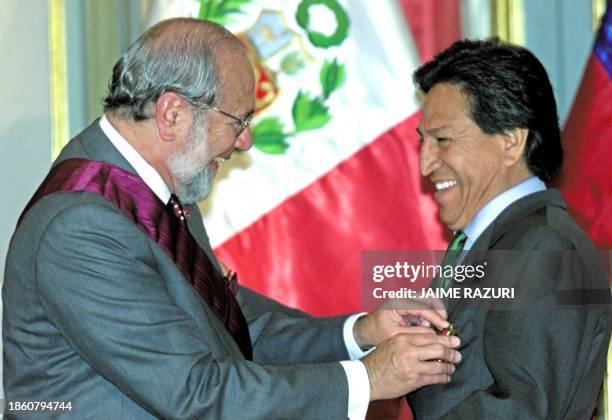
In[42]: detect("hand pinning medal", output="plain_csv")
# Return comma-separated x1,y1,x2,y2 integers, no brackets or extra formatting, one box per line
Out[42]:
436,323,458,363
439,323,457,337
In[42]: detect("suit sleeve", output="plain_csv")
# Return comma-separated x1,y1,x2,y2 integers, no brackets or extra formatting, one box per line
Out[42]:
35,202,349,420
187,203,352,365
235,287,351,364
442,233,609,419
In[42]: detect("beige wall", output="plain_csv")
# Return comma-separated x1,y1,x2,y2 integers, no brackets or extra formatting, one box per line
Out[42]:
0,2,51,279
0,0,52,400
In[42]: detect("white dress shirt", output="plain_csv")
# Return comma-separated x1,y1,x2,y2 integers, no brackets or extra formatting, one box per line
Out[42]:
99,115,371,419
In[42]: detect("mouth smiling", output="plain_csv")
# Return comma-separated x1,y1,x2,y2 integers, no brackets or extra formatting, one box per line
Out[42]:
434,179,458,192
213,156,227,165
209,156,229,174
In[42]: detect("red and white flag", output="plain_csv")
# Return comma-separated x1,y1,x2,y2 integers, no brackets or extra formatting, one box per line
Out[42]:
147,0,447,316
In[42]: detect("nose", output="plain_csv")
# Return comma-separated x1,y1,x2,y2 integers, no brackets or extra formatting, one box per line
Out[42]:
420,139,441,177
235,126,253,151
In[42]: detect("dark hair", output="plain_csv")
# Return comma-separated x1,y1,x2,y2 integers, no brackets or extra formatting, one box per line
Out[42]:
103,18,237,121
413,38,563,181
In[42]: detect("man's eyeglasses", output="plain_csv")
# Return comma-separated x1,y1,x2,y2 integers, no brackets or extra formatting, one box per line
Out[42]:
189,99,253,137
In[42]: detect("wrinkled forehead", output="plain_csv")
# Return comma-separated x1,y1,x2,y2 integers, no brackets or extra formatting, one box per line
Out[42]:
419,83,472,131
216,47,256,103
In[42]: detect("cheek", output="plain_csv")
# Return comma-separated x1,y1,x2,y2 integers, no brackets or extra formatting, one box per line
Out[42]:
210,123,228,138
210,127,236,151
461,145,499,181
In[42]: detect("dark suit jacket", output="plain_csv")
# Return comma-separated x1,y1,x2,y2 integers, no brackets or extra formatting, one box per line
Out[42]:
408,189,610,419
3,120,351,419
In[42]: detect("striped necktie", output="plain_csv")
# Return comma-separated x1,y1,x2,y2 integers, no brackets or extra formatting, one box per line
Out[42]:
167,194,252,359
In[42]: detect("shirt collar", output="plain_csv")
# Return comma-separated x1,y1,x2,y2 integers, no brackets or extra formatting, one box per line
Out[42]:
462,176,546,250
99,114,172,204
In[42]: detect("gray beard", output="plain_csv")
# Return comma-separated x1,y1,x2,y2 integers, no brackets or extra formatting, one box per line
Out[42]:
167,112,214,205
175,163,213,205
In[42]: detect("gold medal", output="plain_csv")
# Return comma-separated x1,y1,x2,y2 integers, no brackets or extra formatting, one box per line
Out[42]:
439,323,457,337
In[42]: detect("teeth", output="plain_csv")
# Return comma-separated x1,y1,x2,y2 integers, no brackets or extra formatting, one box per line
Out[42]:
214,157,227,165
435,180,457,191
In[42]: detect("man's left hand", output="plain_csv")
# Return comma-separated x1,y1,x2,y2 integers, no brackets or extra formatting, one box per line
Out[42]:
353,298,449,349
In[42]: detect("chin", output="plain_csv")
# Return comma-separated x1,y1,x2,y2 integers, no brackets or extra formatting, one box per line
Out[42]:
440,216,460,232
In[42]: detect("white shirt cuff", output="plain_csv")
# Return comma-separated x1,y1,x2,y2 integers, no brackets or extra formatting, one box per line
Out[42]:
340,360,370,420
343,312,372,359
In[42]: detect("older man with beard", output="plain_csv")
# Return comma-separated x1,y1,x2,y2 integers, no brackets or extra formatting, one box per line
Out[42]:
3,18,461,419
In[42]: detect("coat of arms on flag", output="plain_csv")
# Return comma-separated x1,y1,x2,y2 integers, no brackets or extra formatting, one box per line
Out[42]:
194,0,351,157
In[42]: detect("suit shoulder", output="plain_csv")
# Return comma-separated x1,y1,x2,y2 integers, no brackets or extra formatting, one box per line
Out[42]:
508,206,593,252
21,191,127,230
41,194,149,243
14,192,150,258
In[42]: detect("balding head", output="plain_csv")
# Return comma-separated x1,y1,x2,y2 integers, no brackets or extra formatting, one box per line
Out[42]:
103,18,244,121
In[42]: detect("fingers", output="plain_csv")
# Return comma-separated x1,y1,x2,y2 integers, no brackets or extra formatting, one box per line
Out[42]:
412,308,449,330
392,298,449,330
401,333,461,363
409,332,460,348
404,313,425,326
404,364,454,392
363,332,462,400
403,326,437,335
388,333,461,363
397,309,443,327
420,373,452,386
416,361,457,387
418,360,456,376
416,343,462,364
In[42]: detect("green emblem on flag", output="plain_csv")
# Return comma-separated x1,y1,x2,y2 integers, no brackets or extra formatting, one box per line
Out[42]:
250,58,346,154
320,58,346,100
197,0,350,155
296,0,350,48
198,0,252,25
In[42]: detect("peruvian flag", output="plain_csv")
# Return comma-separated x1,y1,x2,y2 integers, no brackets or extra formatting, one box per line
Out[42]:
558,3,612,249
146,1,458,418
147,0,448,316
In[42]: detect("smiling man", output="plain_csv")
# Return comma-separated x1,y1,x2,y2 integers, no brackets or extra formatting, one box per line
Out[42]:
408,38,610,418
3,18,463,419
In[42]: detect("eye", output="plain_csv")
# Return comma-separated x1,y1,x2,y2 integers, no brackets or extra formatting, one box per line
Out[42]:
227,120,243,136
436,137,449,143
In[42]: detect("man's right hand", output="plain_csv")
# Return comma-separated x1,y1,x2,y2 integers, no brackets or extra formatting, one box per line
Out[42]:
362,333,461,400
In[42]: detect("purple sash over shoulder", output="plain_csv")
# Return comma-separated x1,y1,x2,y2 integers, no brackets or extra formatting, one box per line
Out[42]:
20,158,252,360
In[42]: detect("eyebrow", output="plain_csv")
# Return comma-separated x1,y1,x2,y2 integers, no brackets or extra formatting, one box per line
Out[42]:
416,126,453,137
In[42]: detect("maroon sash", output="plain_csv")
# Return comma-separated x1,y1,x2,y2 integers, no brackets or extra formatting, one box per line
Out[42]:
20,158,252,360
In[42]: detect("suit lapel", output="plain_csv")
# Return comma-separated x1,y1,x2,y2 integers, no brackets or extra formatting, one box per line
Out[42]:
446,189,567,317
445,240,490,316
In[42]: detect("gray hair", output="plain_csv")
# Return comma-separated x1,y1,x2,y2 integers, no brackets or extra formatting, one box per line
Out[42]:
103,18,238,120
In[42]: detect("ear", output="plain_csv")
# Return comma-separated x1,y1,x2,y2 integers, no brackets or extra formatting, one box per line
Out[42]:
501,128,528,167
154,92,186,142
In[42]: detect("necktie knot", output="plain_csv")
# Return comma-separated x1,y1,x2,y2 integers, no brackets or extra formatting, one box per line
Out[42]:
448,230,467,252
431,230,468,289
